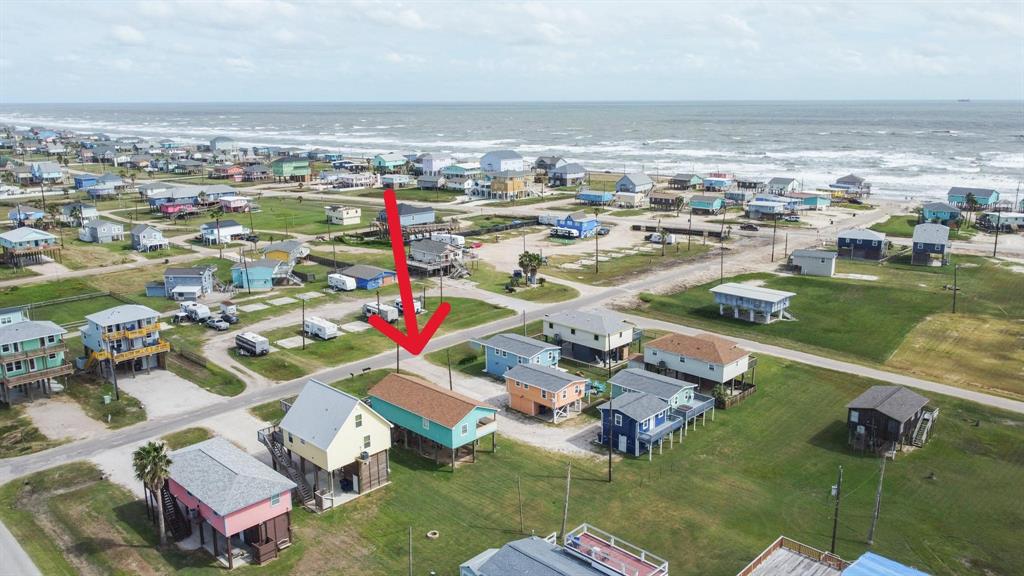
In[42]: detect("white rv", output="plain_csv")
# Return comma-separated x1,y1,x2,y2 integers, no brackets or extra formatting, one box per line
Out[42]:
235,332,270,356
327,273,357,292
303,317,339,340
179,301,211,322
393,297,424,315
430,232,465,248
363,302,400,323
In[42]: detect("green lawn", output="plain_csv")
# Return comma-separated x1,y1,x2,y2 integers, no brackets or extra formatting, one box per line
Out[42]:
359,187,463,203
8,357,1023,574
64,375,147,429
467,262,579,303
166,352,246,397
488,192,575,207
178,197,379,235
239,297,514,380
160,427,213,450
608,208,650,217
0,406,67,459
869,214,977,240
546,243,712,286
0,265,39,280
0,279,126,326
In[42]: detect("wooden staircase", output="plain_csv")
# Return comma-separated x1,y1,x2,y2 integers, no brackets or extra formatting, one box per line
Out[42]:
257,427,315,508
160,483,192,542
912,408,939,447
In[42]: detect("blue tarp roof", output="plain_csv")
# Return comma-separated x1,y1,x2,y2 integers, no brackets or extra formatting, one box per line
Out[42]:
843,552,930,576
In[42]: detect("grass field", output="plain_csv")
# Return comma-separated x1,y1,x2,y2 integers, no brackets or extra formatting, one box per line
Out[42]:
546,243,712,286
0,265,39,280
64,375,146,429
0,279,127,326
238,297,514,380
166,353,246,397
160,427,213,450
60,238,137,270
179,197,379,235
467,262,580,303
6,357,1023,575
488,192,575,207
870,215,978,240
358,187,463,203
0,406,67,459
608,208,651,217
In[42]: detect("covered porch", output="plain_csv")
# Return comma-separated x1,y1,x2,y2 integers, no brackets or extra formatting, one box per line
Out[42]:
177,511,291,569
390,417,497,472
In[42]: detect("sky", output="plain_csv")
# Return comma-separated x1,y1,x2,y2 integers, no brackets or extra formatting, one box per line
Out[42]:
0,0,1021,103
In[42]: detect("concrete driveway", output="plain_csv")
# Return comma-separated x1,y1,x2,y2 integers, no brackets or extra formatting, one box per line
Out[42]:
115,371,224,420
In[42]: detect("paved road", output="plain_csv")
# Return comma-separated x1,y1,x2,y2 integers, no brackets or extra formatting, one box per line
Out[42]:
0,518,41,576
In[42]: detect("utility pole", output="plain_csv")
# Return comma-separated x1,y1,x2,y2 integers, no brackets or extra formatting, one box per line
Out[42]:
784,233,788,260
594,209,600,275
607,391,614,483
446,349,453,391
771,215,779,262
659,218,665,257
830,465,844,554
407,526,413,576
867,457,886,545
560,461,572,539
992,211,1001,258
687,208,693,251
301,299,306,350
516,474,525,534
327,217,337,270
522,309,527,336
952,264,959,314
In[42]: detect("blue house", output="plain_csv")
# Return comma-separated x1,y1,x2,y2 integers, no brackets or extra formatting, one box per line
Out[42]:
799,195,831,210
74,174,99,189
837,229,887,260
710,283,795,324
7,205,45,225
470,333,560,379
689,195,725,215
702,176,732,192
615,173,654,194
947,186,998,208
231,259,280,291
368,372,498,470
755,194,801,211
911,223,949,266
378,203,434,227
610,368,715,429
555,213,600,238
151,265,217,300
746,200,789,220
922,201,961,224
597,391,679,458
340,264,396,290
576,190,614,205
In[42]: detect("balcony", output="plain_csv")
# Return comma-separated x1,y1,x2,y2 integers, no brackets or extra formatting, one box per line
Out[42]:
102,323,160,341
564,523,668,576
1,363,74,387
476,416,497,439
93,341,171,364
0,341,68,362
638,414,684,445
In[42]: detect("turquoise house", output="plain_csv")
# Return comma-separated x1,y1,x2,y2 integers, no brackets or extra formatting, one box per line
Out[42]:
368,373,498,470
689,195,725,214
372,152,407,172
0,307,74,403
922,201,961,224
947,186,999,208
801,195,831,210
231,259,280,291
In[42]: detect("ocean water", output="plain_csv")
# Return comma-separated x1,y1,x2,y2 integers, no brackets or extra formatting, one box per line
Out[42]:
1,101,1021,200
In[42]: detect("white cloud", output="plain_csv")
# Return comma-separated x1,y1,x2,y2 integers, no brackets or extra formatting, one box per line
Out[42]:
885,47,958,76
383,52,425,65
223,57,256,71
111,24,145,45
353,2,433,30
112,58,134,72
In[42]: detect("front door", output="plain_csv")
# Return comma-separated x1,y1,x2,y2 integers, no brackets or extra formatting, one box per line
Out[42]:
618,434,627,453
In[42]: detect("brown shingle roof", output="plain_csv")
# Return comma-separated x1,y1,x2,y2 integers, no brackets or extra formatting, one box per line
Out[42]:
646,332,748,365
368,373,494,429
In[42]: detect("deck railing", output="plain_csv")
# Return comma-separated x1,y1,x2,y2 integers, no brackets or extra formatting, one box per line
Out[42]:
0,341,68,362
1,362,74,386
736,536,849,576
564,523,668,576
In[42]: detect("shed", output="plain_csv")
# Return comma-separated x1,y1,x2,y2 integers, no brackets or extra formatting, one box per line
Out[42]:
789,249,837,277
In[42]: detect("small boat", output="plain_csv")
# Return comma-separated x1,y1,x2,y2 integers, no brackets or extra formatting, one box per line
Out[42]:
957,98,971,103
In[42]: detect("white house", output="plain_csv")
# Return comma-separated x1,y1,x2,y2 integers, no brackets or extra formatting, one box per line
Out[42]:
789,249,837,277
420,153,454,175
642,332,752,388
325,205,362,226
199,219,249,244
542,310,636,365
767,177,800,195
480,150,524,173
209,136,239,152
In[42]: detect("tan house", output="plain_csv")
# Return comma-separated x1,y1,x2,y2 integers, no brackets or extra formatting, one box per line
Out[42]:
504,364,587,423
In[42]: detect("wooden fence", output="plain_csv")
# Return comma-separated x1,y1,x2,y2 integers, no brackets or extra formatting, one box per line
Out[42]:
630,224,731,239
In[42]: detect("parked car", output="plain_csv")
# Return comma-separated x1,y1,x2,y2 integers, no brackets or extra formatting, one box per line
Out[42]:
783,214,801,222
244,233,260,243
597,226,610,236
740,224,759,231
221,313,239,324
848,198,863,205
206,316,229,331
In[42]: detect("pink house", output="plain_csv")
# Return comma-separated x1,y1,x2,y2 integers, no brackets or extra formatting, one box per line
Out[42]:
167,437,296,569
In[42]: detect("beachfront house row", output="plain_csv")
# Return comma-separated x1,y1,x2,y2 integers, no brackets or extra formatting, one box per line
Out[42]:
847,385,934,453
81,304,168,380
649,190,683,211
377,203,435,227
59,202,98,226
788,249,837,277
131,224,169,252
270,156,311,182
372,152,407,172
735,177,766,194
922,202,962,225
442,162,483,183
150,265,217,300
668,173,703,190
641,332,754,391
833,174,871,195
837,229,887,260
368,373,499,470
710,283,795,324
542,310,637,365
0,228,61,267
259,379,393,512
724,189,755,203
339,264,396,290
911,223,950,266
166,437,295,569
548,163,586,187
766,177,799,195
533,155,567,171
78,219,125,244
199,220,250,244
209,136,239,151
615,173,654,195
461,524,669,576
480,149,525,173
420,153,454,175
504,364,587,423
325,205,361,226
0,307,73,404
470,333,560,379
703,173,733,191
689,195,726,215
947,186,999,208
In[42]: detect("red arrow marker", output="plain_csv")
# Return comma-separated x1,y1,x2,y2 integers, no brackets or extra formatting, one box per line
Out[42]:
367,189,451,354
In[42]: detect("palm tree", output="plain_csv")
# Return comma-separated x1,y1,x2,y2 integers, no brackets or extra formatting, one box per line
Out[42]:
133,441,172,545
518,251,543,285
964,192,980,227
45,204,60,230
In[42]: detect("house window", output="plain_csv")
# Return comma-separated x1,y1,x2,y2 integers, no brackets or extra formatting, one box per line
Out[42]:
270,493,280,506
574,385,580,394
363,435,371,449
561,391,567,399
679,356,686,363
570,328,576,335
708,364,714,370
422,417,430,430
0,317,10,325
916,243,924,249
548,322,553,329
593,334,599,341
613,413,622,426
872,241,879,246
1,344,8,353
460,423,469,435
48,353,56,361
849,410,859,423
499,350,507,357
856,239,863,245
515,380,521,388
541,390,547,399
47,335,56,344
523,383,530,390
355,414,363,428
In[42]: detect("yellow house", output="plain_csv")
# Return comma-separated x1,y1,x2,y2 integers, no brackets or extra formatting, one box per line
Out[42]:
259,239,308,265
490,171,529,200
264,379,392,512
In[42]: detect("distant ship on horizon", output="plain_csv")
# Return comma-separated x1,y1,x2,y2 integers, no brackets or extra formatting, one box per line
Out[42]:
957,98,971,102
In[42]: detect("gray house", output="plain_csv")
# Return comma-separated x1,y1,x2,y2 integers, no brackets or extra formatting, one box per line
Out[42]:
150,265,218,300
789,249,837,277
911,223,950,266
78,219,125,244
60,202,99,226
131,224,168,252
615,173,654,194
548,163,587,187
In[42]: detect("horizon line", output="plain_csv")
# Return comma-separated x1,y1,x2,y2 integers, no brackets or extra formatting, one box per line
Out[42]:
0,98,1013,106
